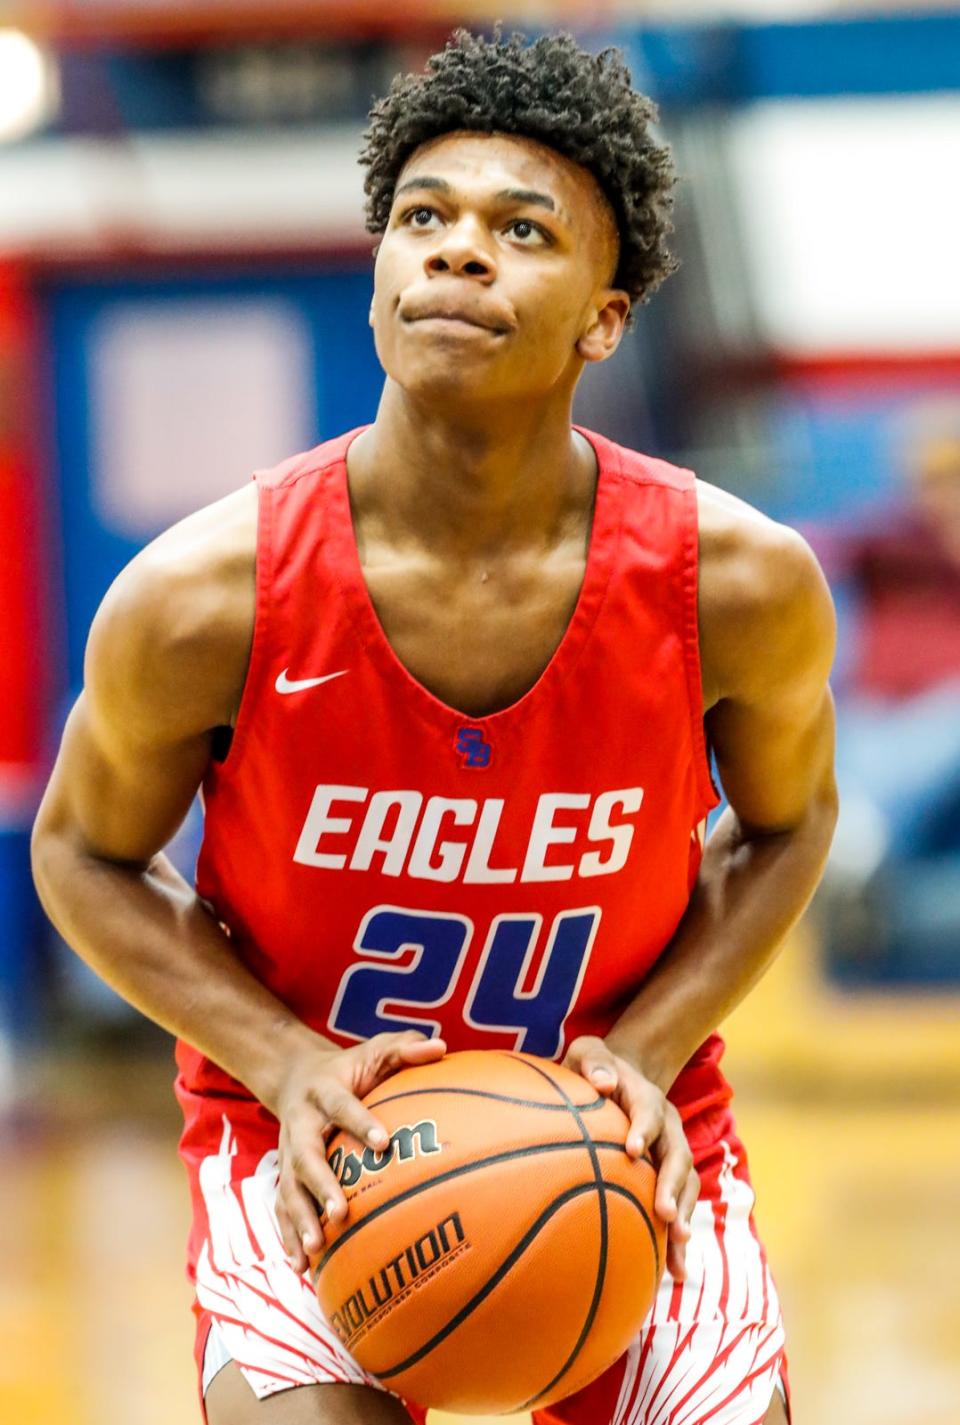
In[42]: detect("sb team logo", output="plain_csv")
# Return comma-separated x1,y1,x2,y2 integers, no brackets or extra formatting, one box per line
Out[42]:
455,726,492,768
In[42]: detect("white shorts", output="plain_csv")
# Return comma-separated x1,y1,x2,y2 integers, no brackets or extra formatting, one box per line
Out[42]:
194,1121,788,1424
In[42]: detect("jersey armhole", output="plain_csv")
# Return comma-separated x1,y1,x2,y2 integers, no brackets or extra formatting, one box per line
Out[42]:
205,475,273,784
680,476,721,820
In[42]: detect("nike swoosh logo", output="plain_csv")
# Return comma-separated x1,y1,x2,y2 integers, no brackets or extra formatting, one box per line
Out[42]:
275,668,349,694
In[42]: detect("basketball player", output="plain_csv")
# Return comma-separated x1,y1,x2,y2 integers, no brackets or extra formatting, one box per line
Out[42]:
31,30,836,1425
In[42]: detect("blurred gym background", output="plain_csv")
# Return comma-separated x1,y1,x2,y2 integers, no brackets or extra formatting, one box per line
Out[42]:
1,2,958,1422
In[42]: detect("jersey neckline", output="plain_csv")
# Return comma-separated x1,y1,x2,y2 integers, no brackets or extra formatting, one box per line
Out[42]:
328,423,624,727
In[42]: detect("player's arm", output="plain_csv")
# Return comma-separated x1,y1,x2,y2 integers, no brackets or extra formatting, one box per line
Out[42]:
565,502,837,1275
30,489,308,1101
601,511,838,1090
30,491,442,1265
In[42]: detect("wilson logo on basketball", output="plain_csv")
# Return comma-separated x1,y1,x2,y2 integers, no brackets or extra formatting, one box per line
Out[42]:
330,1210,468,1349
327,1119,441,1189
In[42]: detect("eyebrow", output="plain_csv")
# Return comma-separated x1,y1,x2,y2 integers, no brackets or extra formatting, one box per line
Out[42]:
394,176,451,198
393,176,558,213
498,187,557,212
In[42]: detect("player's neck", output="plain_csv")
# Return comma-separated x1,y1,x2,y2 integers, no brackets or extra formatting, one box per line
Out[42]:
350,384,595,558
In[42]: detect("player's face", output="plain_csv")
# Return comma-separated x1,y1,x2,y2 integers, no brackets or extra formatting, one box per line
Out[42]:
370,131,629,406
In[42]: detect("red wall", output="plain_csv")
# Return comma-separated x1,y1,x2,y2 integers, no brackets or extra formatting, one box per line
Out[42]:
0,262,49,803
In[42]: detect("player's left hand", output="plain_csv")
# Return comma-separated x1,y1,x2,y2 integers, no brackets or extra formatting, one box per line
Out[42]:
562,1035,699,1282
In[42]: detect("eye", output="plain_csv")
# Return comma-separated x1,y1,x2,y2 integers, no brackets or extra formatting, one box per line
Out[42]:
401,205,441,230
506,218,550,246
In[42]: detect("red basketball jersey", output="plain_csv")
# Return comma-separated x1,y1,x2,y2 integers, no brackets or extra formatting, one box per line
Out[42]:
176,424,733,1271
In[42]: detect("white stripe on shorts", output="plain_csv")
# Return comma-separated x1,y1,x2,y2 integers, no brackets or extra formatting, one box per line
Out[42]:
611,1141,786,1425
194,1116,386,1400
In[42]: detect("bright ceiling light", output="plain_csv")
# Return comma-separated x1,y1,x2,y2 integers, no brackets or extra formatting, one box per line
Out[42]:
0,29,58,143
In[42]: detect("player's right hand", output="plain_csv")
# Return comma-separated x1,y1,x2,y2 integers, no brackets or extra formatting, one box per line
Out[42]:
274,1029,447,1272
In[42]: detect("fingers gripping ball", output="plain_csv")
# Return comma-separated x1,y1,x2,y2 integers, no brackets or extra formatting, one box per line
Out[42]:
309,1049,666,1414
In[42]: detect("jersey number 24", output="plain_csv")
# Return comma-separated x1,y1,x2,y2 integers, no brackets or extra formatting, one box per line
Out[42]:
328,904,601,1058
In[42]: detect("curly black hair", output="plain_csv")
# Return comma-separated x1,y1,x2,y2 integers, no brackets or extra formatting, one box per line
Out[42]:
359,28,678,308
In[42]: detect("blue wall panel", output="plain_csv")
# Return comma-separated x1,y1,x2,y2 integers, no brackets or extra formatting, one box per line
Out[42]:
46,263,380,695
624,13,960,106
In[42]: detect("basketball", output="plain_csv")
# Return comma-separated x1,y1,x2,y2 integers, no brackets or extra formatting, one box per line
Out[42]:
310,1049,666,1414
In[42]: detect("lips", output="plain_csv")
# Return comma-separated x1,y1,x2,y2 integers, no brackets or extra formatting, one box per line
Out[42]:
401,300,513,334
416,313,497,330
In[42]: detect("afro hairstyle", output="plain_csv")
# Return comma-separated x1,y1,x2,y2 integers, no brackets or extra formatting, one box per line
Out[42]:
360,27,679,308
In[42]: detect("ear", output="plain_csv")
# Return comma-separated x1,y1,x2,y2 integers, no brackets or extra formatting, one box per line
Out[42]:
576,290,631,364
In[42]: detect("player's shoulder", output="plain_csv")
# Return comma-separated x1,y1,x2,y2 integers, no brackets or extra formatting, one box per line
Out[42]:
96,480,258,652
694,479,835,705
696,478,824,610
85,482,258,741
595,429,826,611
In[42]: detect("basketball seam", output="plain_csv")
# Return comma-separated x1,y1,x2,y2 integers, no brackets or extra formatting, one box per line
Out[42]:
366,1086,610,1113
313,1137,632,1279
317,1172,660,1397
504,1056,611,1411
374,1179,610,1380
369,1177,659,1384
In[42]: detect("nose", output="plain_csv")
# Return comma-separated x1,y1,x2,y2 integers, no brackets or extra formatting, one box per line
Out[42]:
424,218,497,283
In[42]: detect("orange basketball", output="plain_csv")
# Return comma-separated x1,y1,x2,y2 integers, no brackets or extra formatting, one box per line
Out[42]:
310,1049,665,1414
